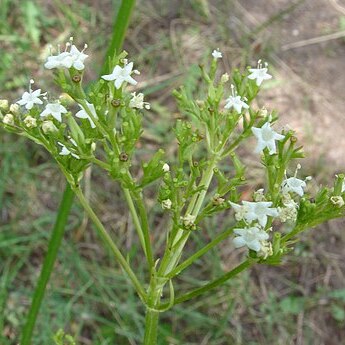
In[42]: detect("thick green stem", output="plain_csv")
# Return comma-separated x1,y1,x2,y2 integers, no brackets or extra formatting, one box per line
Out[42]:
143,308,160,345
20,184,74,345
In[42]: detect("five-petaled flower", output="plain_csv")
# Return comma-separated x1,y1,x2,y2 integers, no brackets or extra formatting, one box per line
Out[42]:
212,49,222,59
252,122,285,155
233,226,269,252
230,201,279,227
248,60,272,86
40,103,68,122
102,61,138,89
225,85,249,113
17,80,45,110
75,101,98,128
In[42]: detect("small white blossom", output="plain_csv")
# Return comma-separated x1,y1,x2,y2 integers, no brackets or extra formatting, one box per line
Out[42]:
102,61,138,89
57,142,80,159
230,201,279,227
224,85,249,113
281,164,310,197
233,226,269,252
212,49,222,59
248,60,272,86
3,114,14,126
258,240,273,259
17,80,45,110
24,116,37,128
129,92,150,110
75,101,98,128
162,199,172,210
45,52,74,69
69,44,88,70
40,103,68,122
252,122,285,155
162,163,170,172
44,38,88,70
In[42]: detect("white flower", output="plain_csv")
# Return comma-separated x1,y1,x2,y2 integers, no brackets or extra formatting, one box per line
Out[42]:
17,80,45,110
24,116,37,128
224,85,249,113
233,226,269,252
162,163,170,172
3,114,14,126
252,122,285,155
45,52,74,69
40,103,68,122
230,201,279,227
282,177,306,197
44,38,88,70
129,92,150,110
162,199,172,210
102,61,138,89
281,164,310,197
75,101,98,128
248,60,272,86
57,142,80,159
69,44,88,70
212,49,222,59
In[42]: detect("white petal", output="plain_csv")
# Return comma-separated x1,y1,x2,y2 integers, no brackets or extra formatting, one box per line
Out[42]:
233,237,246,248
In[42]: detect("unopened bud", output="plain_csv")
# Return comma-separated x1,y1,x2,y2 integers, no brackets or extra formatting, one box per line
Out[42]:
91,142,96,152
161,199,172,210
24,116,37,128
42,120,58,134
9,104,20,115
3,113,14,126
221,73,230,83
162,163,170,172
0,100,9,112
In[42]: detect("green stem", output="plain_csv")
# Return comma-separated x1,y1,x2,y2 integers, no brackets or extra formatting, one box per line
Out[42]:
168,260,252,306
123,188,147,260
73,186,146,302
101,0,137,75
143,308,160,345
166,226,235,279
20,184,74,345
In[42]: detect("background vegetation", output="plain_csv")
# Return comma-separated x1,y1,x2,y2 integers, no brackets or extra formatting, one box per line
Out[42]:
1,0,345,344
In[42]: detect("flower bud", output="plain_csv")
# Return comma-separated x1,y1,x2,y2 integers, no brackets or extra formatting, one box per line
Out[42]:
3,113,14,126
91,142,96,152
9,103,20,115
220,73,230,83
330,196,345,208
42,120,58,134
24,116,37,128
161,199,172,210
162,163,170,172
0,100,9,112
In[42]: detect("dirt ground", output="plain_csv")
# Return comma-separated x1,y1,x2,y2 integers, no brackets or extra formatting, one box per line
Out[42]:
239,0,345,171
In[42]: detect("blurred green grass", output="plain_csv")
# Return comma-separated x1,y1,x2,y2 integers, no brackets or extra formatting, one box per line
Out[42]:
1,0,345,344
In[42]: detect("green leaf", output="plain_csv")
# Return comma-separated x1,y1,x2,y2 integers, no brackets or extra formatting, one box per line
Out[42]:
279,296,305,315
